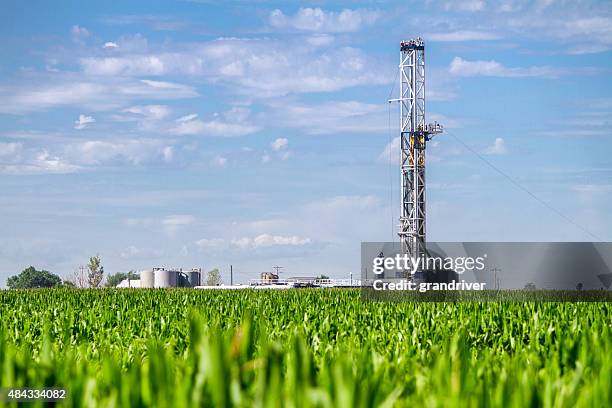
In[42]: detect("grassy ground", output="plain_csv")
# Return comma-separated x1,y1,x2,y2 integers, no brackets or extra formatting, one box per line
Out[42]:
0,289,610,407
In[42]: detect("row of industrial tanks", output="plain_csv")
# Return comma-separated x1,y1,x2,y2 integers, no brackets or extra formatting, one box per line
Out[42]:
138,267,201,288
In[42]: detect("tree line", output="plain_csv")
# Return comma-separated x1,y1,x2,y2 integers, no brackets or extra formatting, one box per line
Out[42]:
6,256,224,289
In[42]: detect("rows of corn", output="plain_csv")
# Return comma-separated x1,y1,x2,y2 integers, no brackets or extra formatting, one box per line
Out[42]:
0,289,610,407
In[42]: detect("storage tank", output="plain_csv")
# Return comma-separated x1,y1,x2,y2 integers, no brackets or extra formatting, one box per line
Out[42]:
140,270,154,288
154,268,177,288
185,269,201,287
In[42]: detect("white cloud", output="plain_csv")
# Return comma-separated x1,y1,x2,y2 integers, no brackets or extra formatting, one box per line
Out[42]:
80,55,167,76
306,34,335,47
101,14,187,31
71,25,90,38
77,37,387,97
269,100,386,135
161,214,195,236
231,234,312,249
0,150,82,175
65,139,174,166
74,114,95,130
261,152,271,163
428,30,499,42
126,214,195,236
449,57,565,78
122,104,171,120
268,8,381,32
162,214,195,227
0,142,23,160
0,137,177,175
210,155,227,168
441,4,608,54
119,245,163,259
436,0,486,12
195,238,225,251
177,113,198,123
162,146,173,163
562,17,612,54
172,113,258,137
572,184,612,194
484,137,508,155
271,138,288,151
379,137,399,163
103,42,118,49
0,75,198,114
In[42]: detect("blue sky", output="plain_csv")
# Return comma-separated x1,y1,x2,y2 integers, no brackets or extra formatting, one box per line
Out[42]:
1,0,611,284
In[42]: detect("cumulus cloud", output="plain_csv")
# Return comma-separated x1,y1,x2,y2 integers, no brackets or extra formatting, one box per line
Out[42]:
268,8,381,32
269,100,386,135
507,14,612,55
80,55,167,76
103,42,118,49
161,214,195,236
0,75,198,114
484,137,508,155
64,139,175,166
119,245,163,259
379,137,400,163
0,142,23,160
77,37,387,97
449,57,568,78
118,105,172,131
74,114,95,130
0,150,82,175
434,0,486,12
231,234,312,249
101,14,187,31
271,138,288,151
0,137,177,175
161,146,173,163
195,238,225,251
172,113,258,137
126,214,195,236
162,214,195,227
210,155,228,168
428,30,499,42
177,113,198,123
71,25,90,38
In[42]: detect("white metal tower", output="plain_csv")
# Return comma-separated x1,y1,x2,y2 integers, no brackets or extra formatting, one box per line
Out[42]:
393,38,442,267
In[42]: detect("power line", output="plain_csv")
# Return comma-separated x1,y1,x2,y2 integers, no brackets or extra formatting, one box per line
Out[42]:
446,131,602,241
386,67,399,243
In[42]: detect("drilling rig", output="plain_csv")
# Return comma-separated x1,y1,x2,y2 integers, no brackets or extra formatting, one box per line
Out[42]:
390,38,443,275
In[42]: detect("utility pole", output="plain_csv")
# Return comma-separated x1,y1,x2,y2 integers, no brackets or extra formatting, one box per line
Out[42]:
272,265,283,276
230,264,233,286
390,38,443,274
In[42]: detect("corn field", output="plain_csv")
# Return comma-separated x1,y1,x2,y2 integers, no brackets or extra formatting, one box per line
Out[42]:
0,289,610,407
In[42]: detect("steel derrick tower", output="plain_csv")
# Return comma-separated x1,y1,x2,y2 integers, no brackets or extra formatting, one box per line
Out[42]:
393,38,442,268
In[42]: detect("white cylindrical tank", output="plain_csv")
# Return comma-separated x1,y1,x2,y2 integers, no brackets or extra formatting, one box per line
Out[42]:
140,270,154,288
154,268,177,288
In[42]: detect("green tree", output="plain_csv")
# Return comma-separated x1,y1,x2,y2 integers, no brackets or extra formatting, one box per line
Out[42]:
105,270,138,287
87,255,104,288
7,266,62,289
206,268,223,286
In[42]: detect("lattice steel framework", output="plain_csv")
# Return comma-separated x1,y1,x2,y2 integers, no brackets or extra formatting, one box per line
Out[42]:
396,38,442,264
